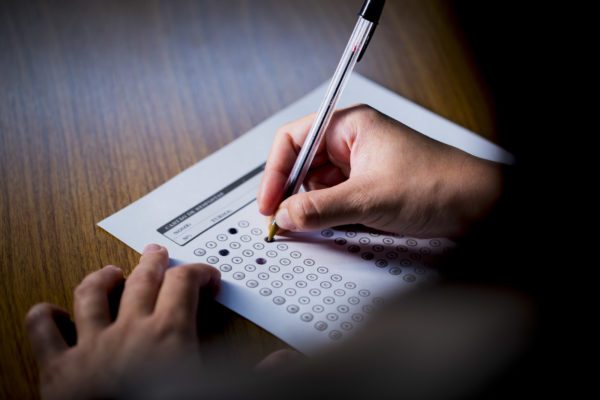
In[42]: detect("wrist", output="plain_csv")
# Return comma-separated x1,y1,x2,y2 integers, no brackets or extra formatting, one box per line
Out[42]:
452,155,505,237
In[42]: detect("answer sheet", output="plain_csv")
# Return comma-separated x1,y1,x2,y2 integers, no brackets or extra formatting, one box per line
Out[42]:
98,74,513,354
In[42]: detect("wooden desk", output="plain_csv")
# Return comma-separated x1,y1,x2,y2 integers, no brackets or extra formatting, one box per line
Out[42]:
0,1,496,397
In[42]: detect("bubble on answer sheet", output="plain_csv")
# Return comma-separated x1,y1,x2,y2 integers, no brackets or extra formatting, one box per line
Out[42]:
194,218,449,348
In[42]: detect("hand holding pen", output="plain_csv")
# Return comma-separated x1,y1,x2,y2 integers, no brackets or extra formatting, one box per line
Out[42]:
263,0,386,241
257,1,505,240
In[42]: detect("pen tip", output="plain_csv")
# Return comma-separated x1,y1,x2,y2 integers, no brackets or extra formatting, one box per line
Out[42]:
266,220,278,242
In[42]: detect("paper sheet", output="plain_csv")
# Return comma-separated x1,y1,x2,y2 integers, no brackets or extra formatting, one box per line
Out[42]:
98,74,513,354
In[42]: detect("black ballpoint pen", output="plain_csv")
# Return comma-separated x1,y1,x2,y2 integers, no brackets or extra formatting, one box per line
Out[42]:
267,0,385,242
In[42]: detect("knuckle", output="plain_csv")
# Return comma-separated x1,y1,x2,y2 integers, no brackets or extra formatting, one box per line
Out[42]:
274,123,289,138
129,268,160,287
165,265,198,283
352,102,372,112
154,314,190,340
333,104,379,138
274,121,297,142
354,103,376,115
25,303,53,328
356,104,378,125
73,277,101,299
342,103,375,119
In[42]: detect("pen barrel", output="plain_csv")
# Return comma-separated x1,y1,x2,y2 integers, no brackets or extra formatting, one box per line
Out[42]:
282,17,374,200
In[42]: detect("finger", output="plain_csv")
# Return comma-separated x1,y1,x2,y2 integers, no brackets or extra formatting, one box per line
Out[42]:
303,163,347,191
257,113,329,216
119,244,169,319
73,265,124,341
153,264,220,334
257,105,365,216
275,178,369,232
25,303,69,366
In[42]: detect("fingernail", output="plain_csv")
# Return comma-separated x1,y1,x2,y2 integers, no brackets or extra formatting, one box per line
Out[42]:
143,244,163,254
102,264,121,271
275,208,296,231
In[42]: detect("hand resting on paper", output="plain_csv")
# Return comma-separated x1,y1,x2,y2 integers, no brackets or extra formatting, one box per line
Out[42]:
25,245,221,399
25,244,302,399
257,104,505,238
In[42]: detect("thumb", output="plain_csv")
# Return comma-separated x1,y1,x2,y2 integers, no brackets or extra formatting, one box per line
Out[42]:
275,179,368,232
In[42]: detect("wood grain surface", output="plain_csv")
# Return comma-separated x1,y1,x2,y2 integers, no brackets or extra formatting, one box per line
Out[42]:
0,0,496,397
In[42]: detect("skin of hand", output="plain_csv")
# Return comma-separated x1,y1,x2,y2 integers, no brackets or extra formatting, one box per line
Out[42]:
257,104,504,238
25,244,222,400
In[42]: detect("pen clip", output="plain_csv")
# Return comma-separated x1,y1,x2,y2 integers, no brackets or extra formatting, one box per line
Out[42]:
357,22,377,63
